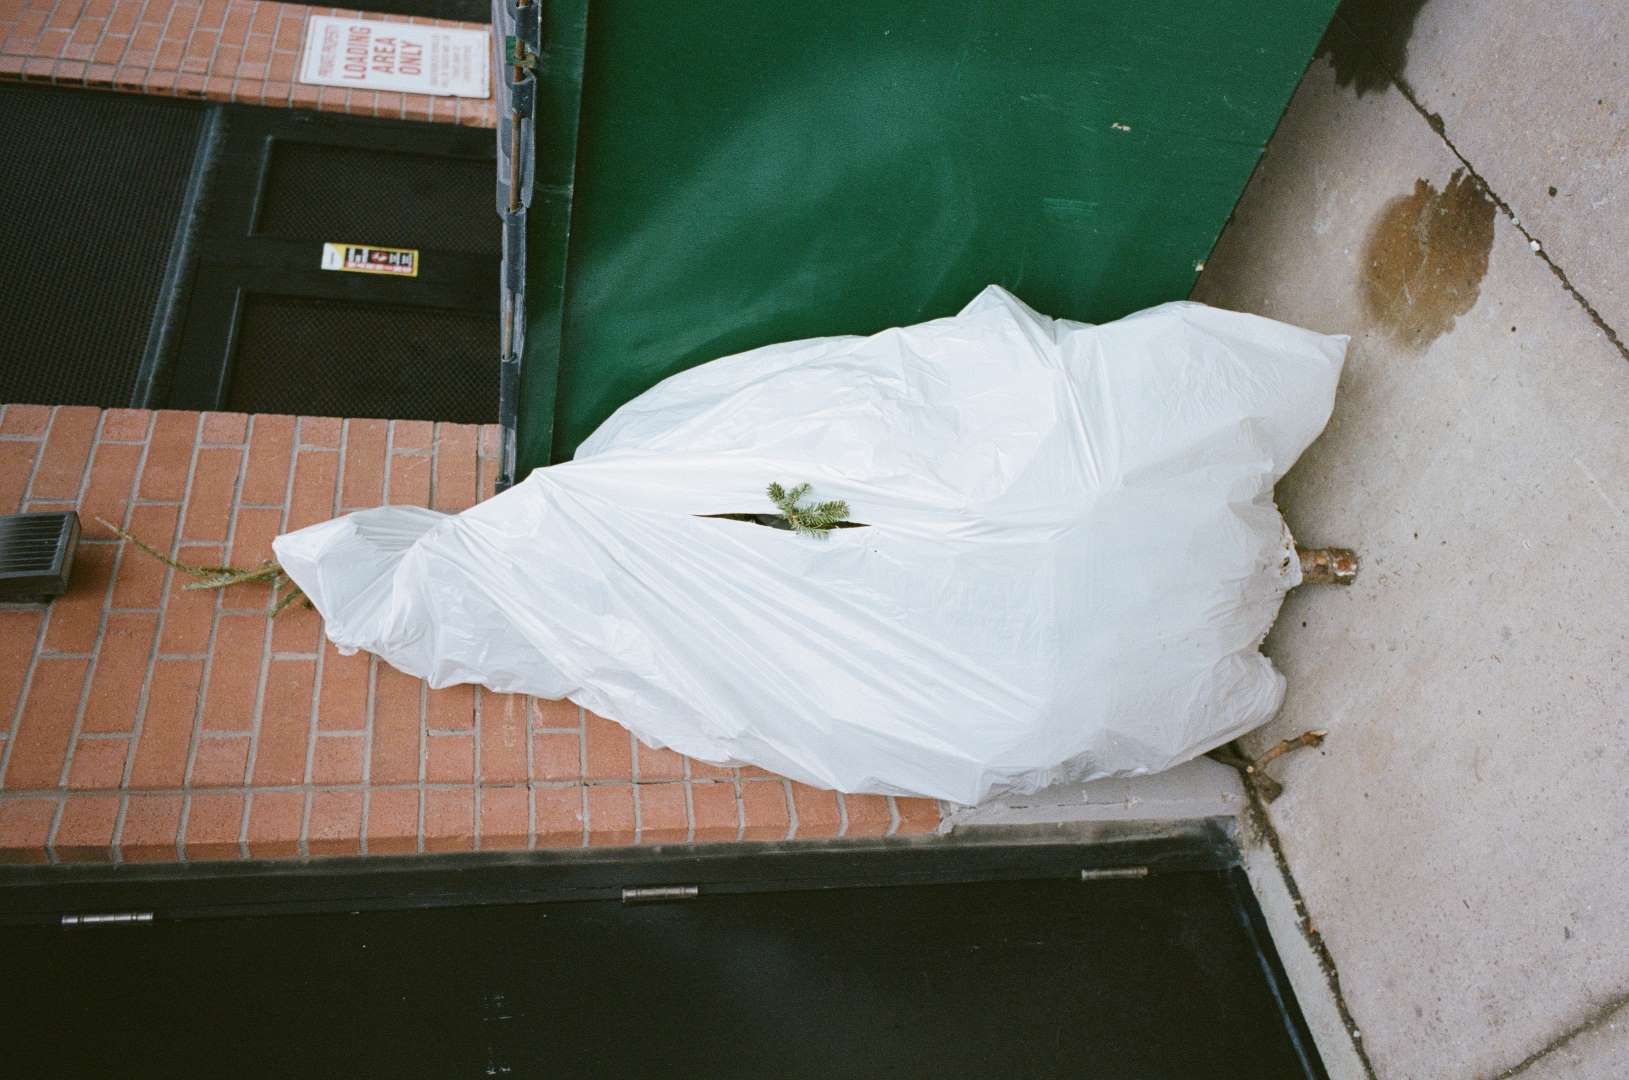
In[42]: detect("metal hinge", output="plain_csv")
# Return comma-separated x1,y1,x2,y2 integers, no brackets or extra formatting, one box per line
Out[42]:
61,911,154,927
621,885,700,905
1080,867,1150,882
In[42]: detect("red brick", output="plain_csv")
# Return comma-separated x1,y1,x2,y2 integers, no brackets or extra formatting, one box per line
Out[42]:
66,737,130,789
31,405,99,500
129,22,161,52
288,78,316,108
638,783,688,843
843,794,892,837
78,440,144,538
373,90,402,118
138,410,199,501
316,641,369,730
386,448,430,506
299,416,341,449
478,690,527,784
636,740,686,782
269,594,321,652
689,781,739,843
4,658,89,789
261,77,289,104
272,12,301,50
92,33,126,63
0,441,39,515
586,784,636,847
241,414,294,504
790,782,841,838
307,790,362,856
533,696,578,730
340,417,387,508
371,663,421,784
129,658,203,788
202,614,265,731
110,503,178,609
54,57,86,79
246,789,302,857
40,541,114,653
22,56,54,78
583,711,632,781
687,757,737,781
219,5,248,43
424,788,474,852
111,62,146,90
197,0,225,32
365,787,418,854
251,659,313,785
1,403,52,436
404,94,431,123
893,796,941,836
80,612,158,732
285,449,338,532
99,408,151,441
0,797,57,864
740,780,792,841
532,731,582,782
222,505,281,607
181,447,241,541
0,610,43,726
310,733,363,784
425,733,473,783
425,682,473,730
431,422,477,512
533,786,584,848
156,541,221,653
184,792,244,859
478,786,529,850
190,734,249,786
55,795,119,862
119,793,183,861
182,35,216,75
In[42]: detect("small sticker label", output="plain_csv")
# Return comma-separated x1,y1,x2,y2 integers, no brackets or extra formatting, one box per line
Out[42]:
321,242,419,278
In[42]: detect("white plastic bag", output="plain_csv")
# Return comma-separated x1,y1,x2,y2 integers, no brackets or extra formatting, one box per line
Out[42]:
275,287,1345,804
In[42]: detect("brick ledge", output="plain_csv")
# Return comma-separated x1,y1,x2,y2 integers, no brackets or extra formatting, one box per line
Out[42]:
0,405,943,864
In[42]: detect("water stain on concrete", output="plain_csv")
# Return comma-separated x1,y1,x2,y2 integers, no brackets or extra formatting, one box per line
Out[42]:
1361,169,1495,349
1319,0,1433,97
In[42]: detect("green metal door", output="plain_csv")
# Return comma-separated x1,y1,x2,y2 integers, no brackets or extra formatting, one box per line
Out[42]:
515,0,1336,476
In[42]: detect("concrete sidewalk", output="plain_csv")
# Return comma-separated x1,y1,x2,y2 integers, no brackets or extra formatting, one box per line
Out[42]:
1193,2,1629,1077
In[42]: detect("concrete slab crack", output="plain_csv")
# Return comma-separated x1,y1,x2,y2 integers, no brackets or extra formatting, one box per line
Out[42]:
1245,785,1381,1080
1492,993,1629,1079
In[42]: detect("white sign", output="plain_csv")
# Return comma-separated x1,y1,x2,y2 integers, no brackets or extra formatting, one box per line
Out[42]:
298,15,490,99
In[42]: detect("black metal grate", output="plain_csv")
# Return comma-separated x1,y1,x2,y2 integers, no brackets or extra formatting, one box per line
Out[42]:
0,84,204,407
256,141,499,255
0,511,80,601
226,295,497,422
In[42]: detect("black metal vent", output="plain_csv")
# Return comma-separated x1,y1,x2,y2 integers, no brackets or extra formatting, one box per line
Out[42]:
0,512,81,603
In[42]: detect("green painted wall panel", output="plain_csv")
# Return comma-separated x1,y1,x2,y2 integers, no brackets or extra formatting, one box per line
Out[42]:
519,0,1336,473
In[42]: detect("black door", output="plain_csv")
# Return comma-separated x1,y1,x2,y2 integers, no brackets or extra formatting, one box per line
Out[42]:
0,845,1326,1078
0,83,499,423
161,106,500,424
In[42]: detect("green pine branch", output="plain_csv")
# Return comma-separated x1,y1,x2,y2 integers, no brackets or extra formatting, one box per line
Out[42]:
767,482,851,538
97,517,309,617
